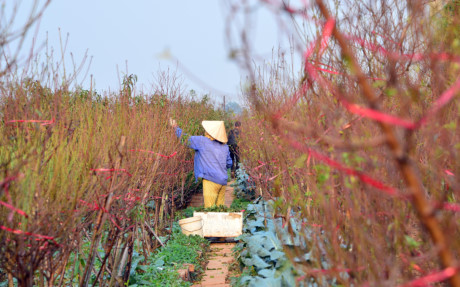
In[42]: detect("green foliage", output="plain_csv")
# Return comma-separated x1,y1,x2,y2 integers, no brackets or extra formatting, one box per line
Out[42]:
129,223,209,286
233,200,316,287
232,164,256,201
130,264,190,287
177,206,198,219
230,197,251,211
404,235,421,250
313,164,330,188
122,74,138,97
234,200,351,286
155,231,208,269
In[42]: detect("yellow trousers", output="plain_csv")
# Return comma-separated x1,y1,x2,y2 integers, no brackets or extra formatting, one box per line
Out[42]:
203,179,226,208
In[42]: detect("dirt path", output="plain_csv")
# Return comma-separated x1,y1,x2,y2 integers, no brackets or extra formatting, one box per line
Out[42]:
190,182,236,287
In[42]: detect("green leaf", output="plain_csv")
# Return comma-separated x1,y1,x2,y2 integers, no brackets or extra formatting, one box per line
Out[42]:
247,232,282,259
384,88,397,97
247,237,271,257
242,254,271,270
240,276,253,284
246,217,266,231
79,258,86,268
405,235,421,248
248,276,282,287
294,154,308,168
443,121,456,131
269,250,286,261
258,268,276,278
372,80,386,88
137,265,150,272
131,253,145,275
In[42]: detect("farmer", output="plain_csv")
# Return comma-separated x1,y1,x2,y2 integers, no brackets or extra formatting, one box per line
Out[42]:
227,121,241,178
170,119,232,208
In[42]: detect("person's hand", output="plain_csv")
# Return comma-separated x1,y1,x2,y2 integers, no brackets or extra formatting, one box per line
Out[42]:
169,118,177,128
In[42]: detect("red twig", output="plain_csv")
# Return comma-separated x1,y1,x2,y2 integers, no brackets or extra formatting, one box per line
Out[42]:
0,201,28,218
415,76,460,128
0,225,60,246
6,118,55,126
399,267,459,287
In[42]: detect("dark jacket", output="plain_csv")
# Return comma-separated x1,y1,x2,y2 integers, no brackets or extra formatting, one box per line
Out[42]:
227,128,240,146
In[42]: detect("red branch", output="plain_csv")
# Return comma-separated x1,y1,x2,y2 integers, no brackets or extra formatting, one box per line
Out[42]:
442,203,460,212
0,225,60,246
416,76,460,128
0,175,21,188
372,30,402,47
6,118,55,126
343,101,416,129
399,267,459,287
318,18,335,57
0,201,28,218
297,17,460,131
349,35,460,63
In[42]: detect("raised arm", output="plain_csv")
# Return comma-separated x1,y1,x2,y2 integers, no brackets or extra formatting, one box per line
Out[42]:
175,127,183,138
172,124,201,151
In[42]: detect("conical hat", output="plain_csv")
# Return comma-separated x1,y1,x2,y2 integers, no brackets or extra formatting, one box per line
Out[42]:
202,121,228,143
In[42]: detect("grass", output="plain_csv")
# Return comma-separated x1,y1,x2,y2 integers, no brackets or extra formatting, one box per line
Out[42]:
129,223,209,286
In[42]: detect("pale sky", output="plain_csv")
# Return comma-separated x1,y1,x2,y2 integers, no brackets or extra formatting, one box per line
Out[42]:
5,0,301,105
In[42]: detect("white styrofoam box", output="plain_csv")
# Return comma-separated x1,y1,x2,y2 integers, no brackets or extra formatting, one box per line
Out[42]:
193,212,243,237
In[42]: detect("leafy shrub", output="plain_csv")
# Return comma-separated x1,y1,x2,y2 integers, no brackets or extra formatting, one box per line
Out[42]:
232,164,256,201
130,264,190,287
155,232,208,270
233,200,301,286
129,223,209,286
234,200,348,287
230,197,251,211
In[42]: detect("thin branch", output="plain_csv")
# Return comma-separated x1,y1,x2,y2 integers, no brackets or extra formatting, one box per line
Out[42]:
313,1,460,286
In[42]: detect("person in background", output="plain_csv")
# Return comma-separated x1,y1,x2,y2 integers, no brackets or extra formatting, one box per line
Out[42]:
227,121,241,178
170,119,232,208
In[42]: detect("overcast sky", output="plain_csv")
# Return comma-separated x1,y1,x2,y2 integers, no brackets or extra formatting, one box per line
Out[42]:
5,0,301,105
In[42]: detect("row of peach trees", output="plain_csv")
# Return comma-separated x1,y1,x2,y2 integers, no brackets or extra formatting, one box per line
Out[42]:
229,0,460,286
0,71,229,286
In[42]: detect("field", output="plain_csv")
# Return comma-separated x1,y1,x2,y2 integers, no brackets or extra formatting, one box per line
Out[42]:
1,0,460,286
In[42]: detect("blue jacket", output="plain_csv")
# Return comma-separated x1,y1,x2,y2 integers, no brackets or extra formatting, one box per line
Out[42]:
176,127,232,185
